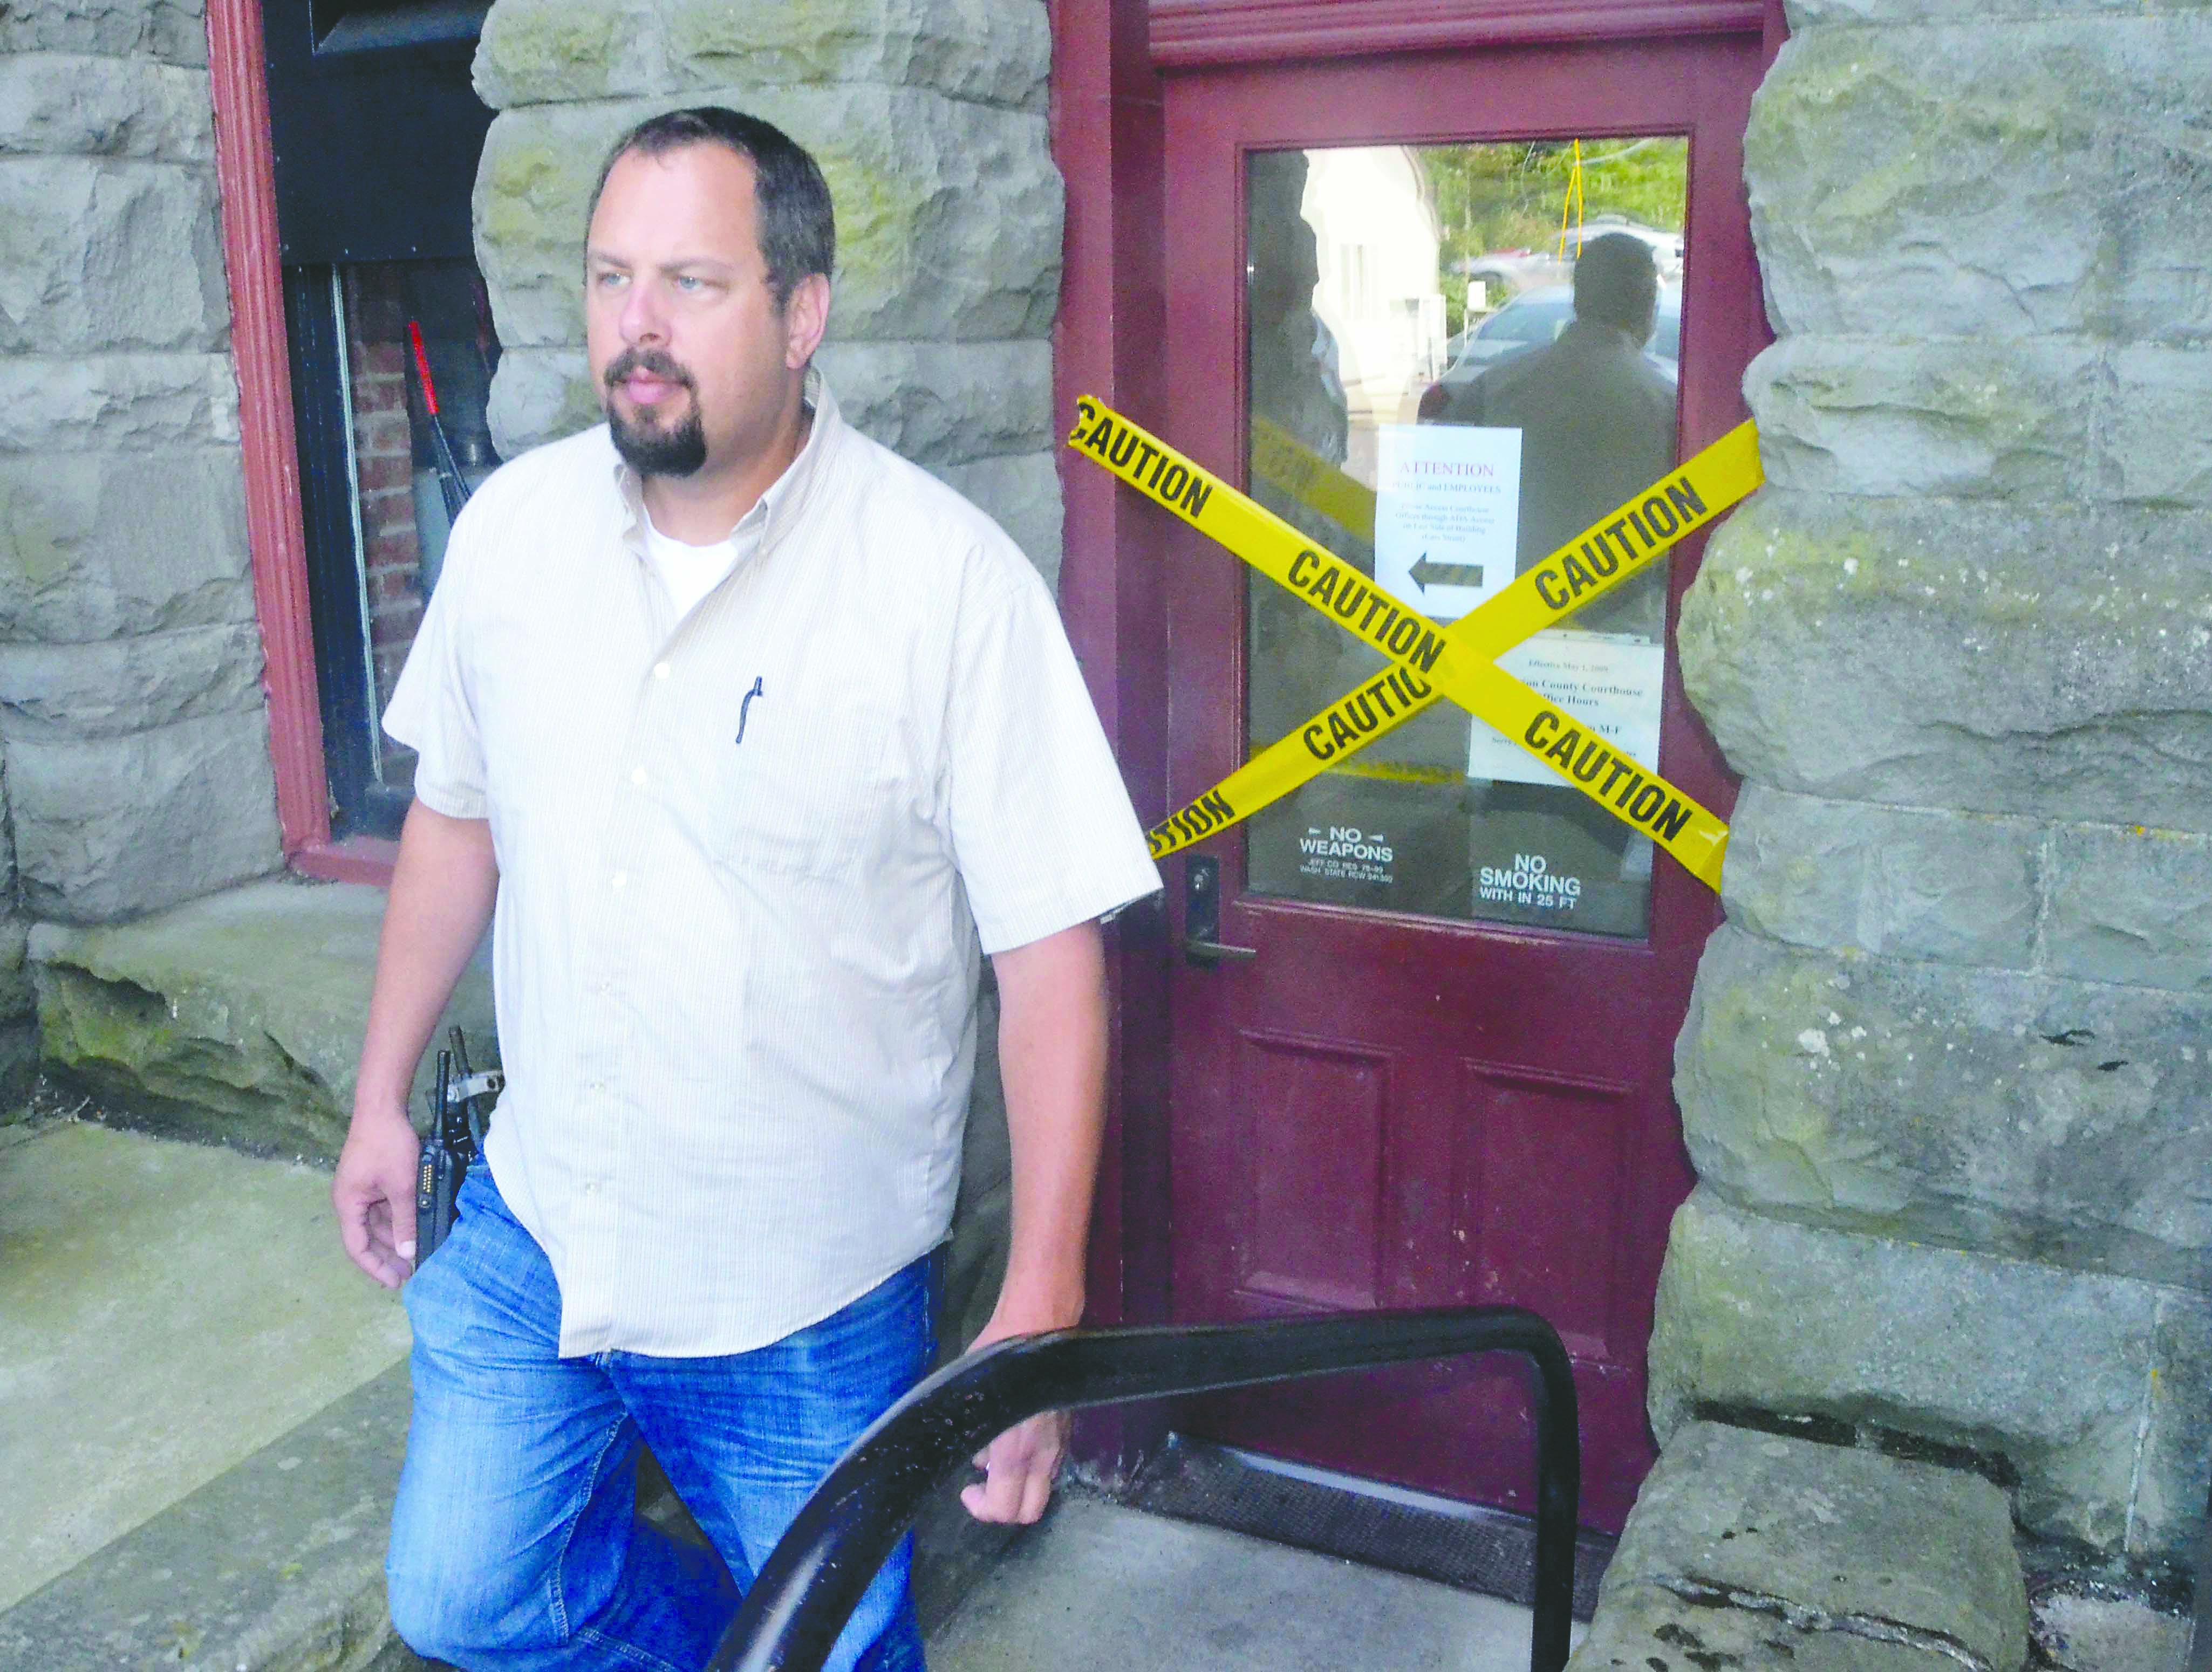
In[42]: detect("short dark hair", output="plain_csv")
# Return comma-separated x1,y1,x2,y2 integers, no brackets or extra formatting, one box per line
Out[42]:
1572,232,1660,336
588,106,836,308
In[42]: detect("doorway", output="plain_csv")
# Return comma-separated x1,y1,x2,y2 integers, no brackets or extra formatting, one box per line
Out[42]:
1151,32,1766,1533
262,0,499,840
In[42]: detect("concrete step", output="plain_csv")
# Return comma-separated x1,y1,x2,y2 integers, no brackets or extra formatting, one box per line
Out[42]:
370,1499,1561,1672
0,1117,415,1670
29,875,493,1164
0,1361,415,1672
0,1119,412,1618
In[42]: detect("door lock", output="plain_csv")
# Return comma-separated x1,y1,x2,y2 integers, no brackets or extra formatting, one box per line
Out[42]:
1183,854,1258,967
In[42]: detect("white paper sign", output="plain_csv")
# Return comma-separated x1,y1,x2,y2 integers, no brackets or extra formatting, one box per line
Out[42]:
1466,631,1665,787
1373,423,1521,623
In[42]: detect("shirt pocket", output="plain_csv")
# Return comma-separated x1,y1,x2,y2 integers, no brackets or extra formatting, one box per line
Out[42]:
713,698,904,879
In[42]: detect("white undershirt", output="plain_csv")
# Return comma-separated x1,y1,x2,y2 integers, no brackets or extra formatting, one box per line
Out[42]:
638,414,809,620
641,511,754,620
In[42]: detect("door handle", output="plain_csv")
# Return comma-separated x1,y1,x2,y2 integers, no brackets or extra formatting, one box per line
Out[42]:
1183,854,1258,967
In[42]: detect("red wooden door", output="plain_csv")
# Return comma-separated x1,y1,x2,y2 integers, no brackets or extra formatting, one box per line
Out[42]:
1159,33,1767,1533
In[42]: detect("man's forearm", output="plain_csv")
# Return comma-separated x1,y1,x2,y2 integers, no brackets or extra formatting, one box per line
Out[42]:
354,801,500,1123
985,920,1110,1335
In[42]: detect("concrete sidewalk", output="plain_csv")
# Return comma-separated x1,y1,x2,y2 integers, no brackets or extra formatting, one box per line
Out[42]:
0,1118,411,1614
929,1493,1575,1672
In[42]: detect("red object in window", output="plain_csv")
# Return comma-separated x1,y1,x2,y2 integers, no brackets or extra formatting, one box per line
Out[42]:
407,319,442,415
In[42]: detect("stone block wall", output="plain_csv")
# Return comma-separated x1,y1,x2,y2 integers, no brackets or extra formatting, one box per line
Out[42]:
0,3,281,930
1659,0,2212,1585
469,0,1066,583
0,0,282,1106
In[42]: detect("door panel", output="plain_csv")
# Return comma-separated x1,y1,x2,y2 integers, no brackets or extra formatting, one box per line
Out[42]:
1233,1031,1390,1310
1160,33,1765,1534
1457,1061,1637,1357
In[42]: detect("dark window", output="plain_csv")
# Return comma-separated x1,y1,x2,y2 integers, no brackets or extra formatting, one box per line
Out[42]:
264,0,498,837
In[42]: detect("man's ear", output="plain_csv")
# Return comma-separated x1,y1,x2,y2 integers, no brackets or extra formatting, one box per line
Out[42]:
783,272,832,371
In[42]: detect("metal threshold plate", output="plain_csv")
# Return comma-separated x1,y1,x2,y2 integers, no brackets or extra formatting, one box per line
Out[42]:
1119,1436,1613,1622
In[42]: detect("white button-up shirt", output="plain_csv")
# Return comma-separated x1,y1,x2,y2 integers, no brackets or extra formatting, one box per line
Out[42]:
384,375,1160,1358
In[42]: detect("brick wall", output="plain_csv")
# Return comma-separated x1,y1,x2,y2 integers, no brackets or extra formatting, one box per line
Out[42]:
344,266,431,791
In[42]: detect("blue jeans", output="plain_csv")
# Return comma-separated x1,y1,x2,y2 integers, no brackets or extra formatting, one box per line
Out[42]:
388,1166,932,1672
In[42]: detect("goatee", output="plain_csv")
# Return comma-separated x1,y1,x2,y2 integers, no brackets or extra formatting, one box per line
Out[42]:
604,347,708,478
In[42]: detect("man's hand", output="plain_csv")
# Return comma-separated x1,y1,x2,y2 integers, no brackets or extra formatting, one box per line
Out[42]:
960,1314,1073,1524
334,1104,420,1289
964,1411,1070,1525
960,920,1111,1526
337,800,498,1288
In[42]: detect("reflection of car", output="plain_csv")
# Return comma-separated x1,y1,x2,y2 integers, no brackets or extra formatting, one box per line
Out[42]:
1561,214,1684,277
1422,283,1681,414
1457,249,1572,316
1453,218,1682,320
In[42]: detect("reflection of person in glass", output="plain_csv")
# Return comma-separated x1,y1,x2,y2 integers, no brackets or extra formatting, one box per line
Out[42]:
1246,152,1351,517
1433,230,1678,934
1244,150,1362,748
1430,232,1674,638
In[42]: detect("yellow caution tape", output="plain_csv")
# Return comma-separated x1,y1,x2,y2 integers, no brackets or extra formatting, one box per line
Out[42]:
1250,415,1375,541
1065,399,1764,891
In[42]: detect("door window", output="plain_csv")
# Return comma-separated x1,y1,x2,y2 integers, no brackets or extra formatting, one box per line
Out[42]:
1244,140,1687,937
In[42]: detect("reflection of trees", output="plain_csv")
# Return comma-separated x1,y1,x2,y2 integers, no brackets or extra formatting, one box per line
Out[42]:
1421,140,1688,333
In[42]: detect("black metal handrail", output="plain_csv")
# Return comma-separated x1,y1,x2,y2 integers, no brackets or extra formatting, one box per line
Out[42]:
708,1305,1580,1672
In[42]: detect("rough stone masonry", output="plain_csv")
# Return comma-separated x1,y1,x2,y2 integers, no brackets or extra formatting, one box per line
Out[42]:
0,0,284,1107
1657,0,2212,1616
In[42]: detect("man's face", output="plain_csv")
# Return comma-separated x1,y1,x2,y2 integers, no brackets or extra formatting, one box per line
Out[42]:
584,144,821,481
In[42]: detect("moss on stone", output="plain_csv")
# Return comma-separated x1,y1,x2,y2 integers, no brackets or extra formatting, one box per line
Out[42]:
478,0,620,98
28,879,494,1162
816,145,916,308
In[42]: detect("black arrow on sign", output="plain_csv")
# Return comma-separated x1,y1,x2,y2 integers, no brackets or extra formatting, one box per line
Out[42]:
1409,553,1484,592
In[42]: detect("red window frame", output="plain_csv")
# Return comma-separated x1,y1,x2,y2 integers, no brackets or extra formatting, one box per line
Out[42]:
208,0,399,883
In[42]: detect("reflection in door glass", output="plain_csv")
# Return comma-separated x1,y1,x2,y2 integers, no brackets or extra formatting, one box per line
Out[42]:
1245,139,1687,937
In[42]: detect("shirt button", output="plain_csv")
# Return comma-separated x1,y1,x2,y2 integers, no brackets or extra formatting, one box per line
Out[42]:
652,662,671,681
630,768,647,786
611,871,628,892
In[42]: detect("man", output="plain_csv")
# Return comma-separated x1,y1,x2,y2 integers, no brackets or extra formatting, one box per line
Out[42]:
331,107,1159,1672
1435,230,1676,636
